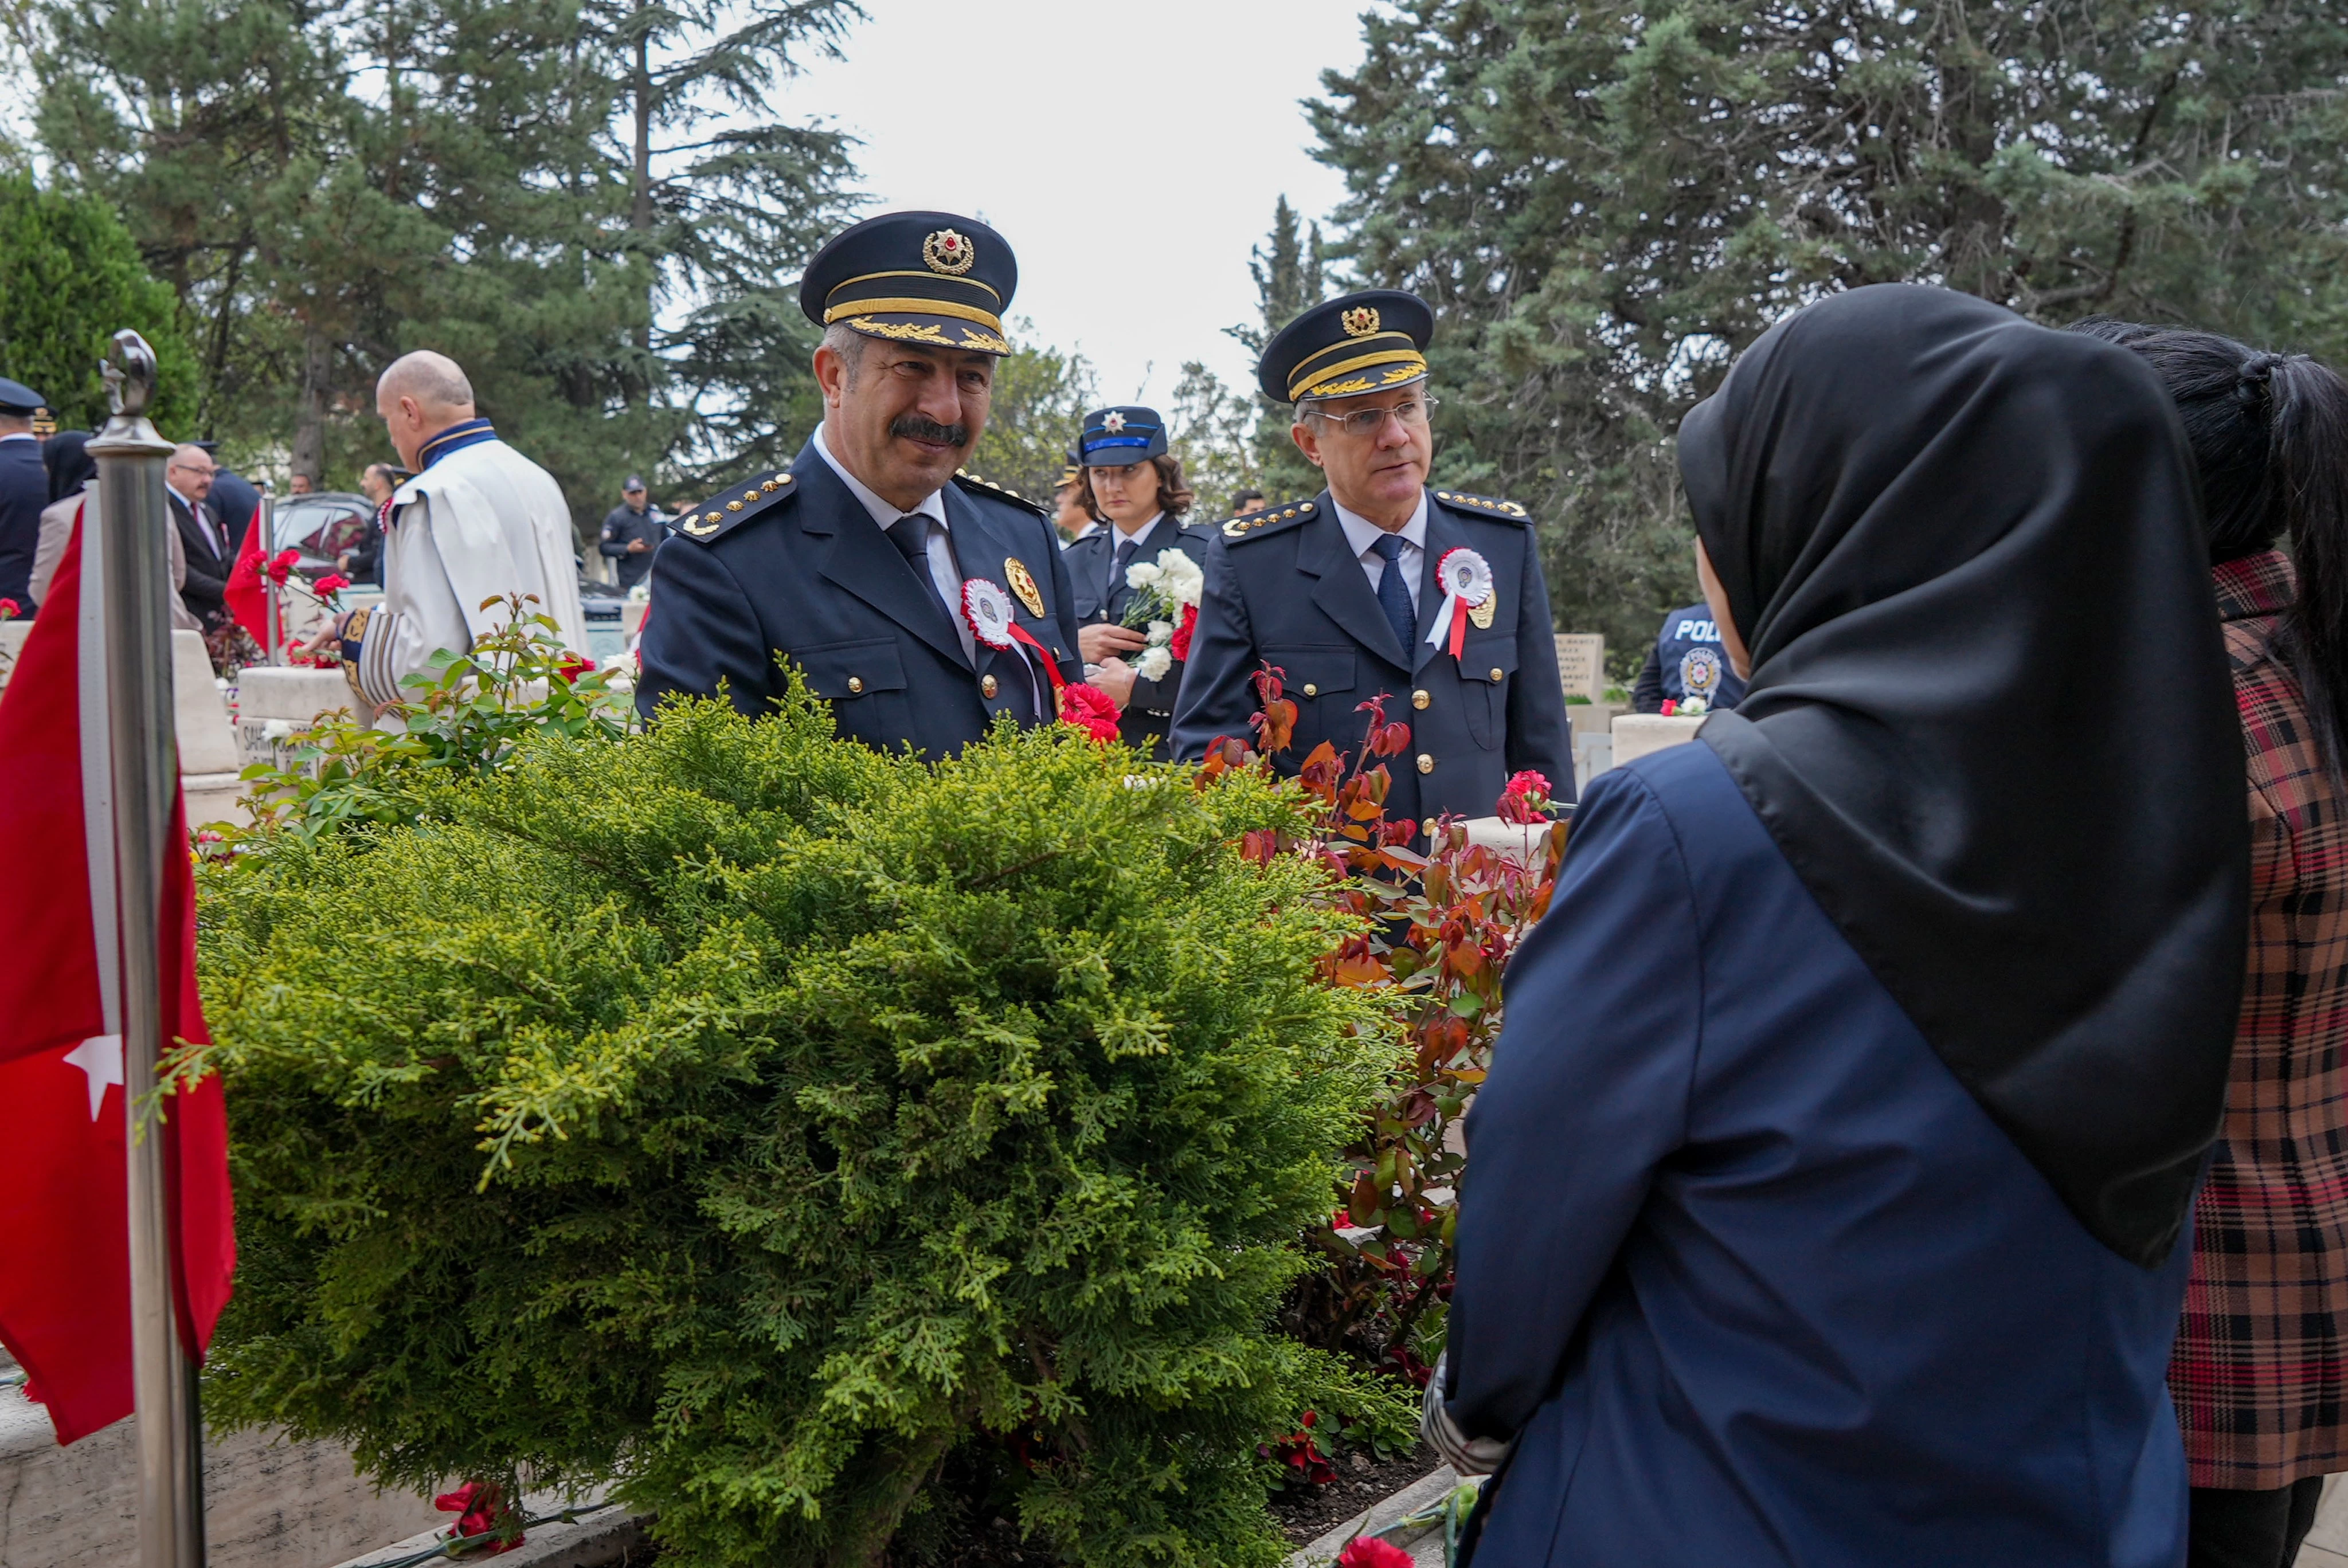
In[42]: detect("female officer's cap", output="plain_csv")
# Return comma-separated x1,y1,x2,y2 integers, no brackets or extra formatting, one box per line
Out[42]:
1079,406,1168,467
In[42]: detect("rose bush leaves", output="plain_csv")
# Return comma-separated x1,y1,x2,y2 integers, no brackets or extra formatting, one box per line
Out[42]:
192,689,1405,1567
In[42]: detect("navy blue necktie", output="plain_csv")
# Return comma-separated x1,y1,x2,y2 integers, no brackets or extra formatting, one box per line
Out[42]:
1370,532,1414,655
886,513,951,620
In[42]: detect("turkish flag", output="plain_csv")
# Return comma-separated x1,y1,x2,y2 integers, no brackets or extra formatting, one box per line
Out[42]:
0,512,236,1444
222,500,269,648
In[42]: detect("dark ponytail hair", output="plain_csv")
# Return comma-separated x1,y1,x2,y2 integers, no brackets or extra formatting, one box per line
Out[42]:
2072,317,2348,771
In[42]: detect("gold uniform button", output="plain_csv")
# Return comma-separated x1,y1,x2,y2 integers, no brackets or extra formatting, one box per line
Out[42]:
847,676,864,694
1490,667,1505,683
1302,683,1318,697
1411,689,1430,709
981,675,999,698
1416,754,1434,774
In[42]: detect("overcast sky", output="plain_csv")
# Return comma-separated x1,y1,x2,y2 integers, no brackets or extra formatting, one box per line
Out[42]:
777,0,1369,407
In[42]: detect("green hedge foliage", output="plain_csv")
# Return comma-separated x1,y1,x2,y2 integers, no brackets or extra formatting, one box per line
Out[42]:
193,691,1407,1567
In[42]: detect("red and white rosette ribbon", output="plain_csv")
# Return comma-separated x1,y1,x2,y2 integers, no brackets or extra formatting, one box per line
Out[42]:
962,578,1063,712
1425,547,1493,659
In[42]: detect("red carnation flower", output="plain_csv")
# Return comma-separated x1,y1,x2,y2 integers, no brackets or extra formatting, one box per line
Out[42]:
313,572,351,596
1660,697,1678,716
265,548,302,586
1337,1537,1416,1568
1168,602,1199,661
433,1480,522,1555
1497,768,1553,826
1060,682,1122,743
0,598,18,619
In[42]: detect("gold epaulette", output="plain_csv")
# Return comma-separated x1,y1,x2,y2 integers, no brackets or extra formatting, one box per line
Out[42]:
953,469,1046,516
1431,488,1529,521
1220,499,1319,541
676,469,797,543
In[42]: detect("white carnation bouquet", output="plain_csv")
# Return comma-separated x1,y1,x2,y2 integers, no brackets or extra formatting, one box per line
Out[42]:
1118,547,1206,683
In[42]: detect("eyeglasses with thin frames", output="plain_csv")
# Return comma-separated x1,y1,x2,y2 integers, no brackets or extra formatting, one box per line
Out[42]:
1304,397,1440,439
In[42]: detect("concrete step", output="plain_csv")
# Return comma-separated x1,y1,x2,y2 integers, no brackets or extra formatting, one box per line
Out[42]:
0,1371,439,1568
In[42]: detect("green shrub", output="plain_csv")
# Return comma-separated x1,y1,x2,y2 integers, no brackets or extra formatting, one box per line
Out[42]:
191,689,1404,1567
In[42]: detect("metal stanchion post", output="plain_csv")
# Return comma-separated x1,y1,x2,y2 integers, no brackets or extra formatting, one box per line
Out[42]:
261,491,279,664
89,329,207,1568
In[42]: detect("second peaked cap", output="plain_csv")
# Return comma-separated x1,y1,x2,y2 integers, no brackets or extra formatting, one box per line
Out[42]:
1258,289,1433,405
800,210,1017,358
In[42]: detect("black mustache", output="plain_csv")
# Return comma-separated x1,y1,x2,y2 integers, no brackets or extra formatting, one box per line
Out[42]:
891,414,970,447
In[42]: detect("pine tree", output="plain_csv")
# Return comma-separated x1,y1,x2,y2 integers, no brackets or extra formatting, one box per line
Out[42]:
0,173,198,433
1308,0,2348,659
1229,196,1329,504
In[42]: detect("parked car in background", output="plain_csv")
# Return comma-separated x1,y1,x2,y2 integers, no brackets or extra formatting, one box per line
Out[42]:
272,492,376,581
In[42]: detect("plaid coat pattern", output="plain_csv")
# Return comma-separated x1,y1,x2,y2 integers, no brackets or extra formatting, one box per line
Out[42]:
2171,549,2348,1489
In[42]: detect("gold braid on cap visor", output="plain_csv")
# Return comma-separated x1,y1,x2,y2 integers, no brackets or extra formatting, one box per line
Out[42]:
1286,332,1429,401
824,270,1005,333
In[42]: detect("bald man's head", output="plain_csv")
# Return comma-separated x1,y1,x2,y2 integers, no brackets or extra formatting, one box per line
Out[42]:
376,351,478,469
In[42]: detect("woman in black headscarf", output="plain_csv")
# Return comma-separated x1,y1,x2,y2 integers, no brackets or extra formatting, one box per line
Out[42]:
1431,285,2246,1567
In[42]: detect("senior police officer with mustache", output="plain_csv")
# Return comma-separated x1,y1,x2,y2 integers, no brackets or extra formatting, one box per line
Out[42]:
636,211,1083,756
1169,290,1572,830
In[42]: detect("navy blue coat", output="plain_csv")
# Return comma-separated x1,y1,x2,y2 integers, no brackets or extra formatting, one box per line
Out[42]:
1062,516,1211,758
635,443,1083,759
1168,488,1573,826
1450,740,2191,1568
0,437,46,610
1631,601,1747,712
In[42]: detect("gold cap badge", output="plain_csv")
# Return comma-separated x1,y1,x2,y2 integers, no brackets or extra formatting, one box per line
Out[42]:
923,229,975,276
1341,306,1381,338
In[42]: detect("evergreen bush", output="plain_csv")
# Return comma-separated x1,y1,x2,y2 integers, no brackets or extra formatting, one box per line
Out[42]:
191,689,1409,1567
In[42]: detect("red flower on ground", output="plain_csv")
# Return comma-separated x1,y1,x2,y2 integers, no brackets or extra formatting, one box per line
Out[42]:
432,1480,522,1555
1659,697,1678,716
553,653,596,685
1060,681,1121,743
1169,602,1199,661
1337,1536,1416,1568
1260,1409,1339,1488
312,573,351,596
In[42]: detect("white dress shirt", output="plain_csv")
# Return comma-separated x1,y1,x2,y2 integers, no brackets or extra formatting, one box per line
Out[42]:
1332,491,1430,614
167,483,226,556
813,422,973,664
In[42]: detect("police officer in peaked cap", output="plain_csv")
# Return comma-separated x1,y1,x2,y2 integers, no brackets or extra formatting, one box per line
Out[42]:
1168,290,1572,830
0,376,49,613
635,211,1085,757
1062,405,1211,758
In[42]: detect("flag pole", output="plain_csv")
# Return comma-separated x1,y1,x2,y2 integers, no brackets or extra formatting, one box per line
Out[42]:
89,330,208,1568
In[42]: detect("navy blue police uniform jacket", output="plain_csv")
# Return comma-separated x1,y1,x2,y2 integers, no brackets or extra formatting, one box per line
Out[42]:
635,442,1083,759
1632,601,1747,713
1168,488,1573,826
1062,516,1211,758
0,436,47,611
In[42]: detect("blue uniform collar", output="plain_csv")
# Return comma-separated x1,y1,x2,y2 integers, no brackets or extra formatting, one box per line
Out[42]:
417,418,498,470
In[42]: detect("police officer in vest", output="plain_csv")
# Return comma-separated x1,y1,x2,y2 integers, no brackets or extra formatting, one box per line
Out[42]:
1169,290,1572,828
1633,600,1747,713
1062,405,1209,758
636,211,1083,757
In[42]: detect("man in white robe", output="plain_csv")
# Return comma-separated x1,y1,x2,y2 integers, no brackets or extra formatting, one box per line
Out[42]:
338,351,586,712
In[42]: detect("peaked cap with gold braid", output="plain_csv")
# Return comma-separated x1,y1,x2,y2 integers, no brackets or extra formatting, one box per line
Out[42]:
799,210,1017,357
1256,289,1434,404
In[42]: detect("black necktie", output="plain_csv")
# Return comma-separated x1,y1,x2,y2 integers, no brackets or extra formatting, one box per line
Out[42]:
1108,532,1141,617
886,513,951,620
1371,533,1414,655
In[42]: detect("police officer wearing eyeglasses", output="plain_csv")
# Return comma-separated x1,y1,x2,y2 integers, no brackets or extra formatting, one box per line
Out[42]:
635,211,1083,757
1168,290,1572,829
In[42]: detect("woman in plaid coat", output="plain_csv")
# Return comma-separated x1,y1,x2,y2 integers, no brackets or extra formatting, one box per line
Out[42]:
2084,320,2348,1568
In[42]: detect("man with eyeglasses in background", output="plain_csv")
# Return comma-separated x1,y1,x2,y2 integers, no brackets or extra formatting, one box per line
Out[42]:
165,443,233,632
1170,289,1572,834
